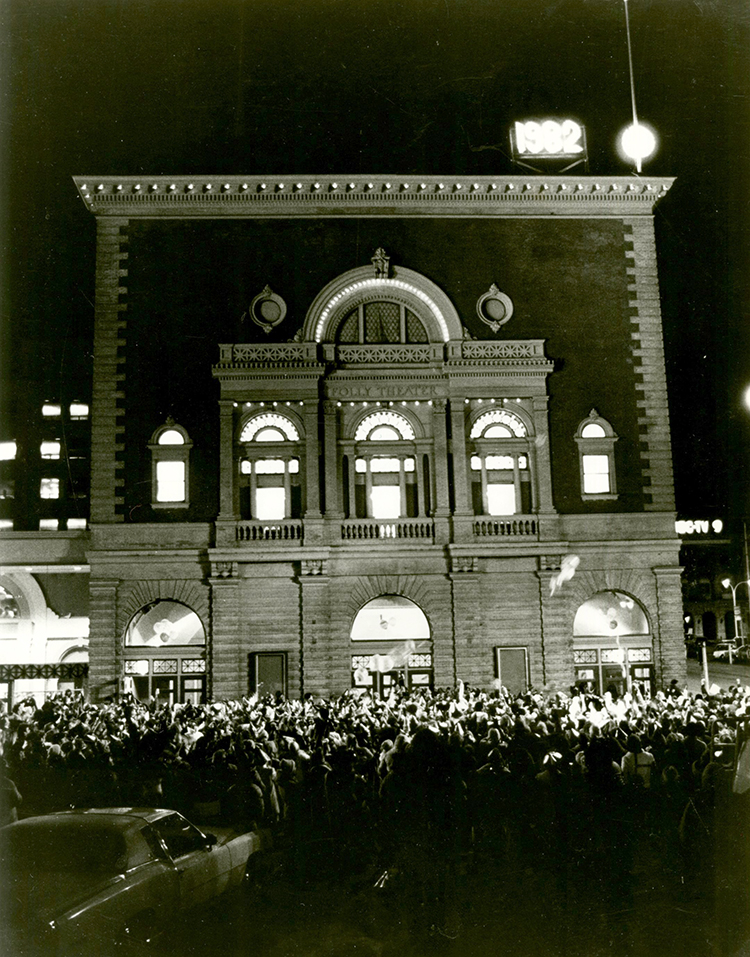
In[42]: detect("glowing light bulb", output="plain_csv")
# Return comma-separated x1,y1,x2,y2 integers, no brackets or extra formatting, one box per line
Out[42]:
619,123,657,171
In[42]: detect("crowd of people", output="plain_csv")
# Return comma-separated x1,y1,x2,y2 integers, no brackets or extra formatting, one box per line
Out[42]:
1,679,749,940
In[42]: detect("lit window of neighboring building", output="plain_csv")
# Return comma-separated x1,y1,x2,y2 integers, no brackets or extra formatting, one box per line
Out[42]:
67,518,87,530
40,441,61,459
0,441,17,461
39,518,59,530
575,410,618,500
469,407,533,516
40,478,60,499
69,402,89,419
0,519,13,530
148,419,193,508
42,403,62,417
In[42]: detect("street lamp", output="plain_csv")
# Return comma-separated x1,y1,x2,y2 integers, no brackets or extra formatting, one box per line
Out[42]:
617,0,658,173
720,577,750,664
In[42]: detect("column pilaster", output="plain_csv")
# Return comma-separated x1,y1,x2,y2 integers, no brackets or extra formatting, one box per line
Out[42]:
531,395,555,513
303,404,321,518
90,217,129,524
209,563,243,701
322,401,342,519
88,580,120,702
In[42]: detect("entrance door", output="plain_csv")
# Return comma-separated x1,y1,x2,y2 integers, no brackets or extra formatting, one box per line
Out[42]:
249,652,287,697
496,647,529,696
601,665,626,696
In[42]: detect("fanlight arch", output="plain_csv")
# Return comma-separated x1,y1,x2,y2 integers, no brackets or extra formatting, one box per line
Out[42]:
573,591,650,638
470,409,528,439
350,594,431,642
240,413,300,442
302,265,464,343
125,599,206,647
354,410,416,441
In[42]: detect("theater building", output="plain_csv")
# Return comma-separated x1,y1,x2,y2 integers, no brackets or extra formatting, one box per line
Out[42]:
72,173,685,703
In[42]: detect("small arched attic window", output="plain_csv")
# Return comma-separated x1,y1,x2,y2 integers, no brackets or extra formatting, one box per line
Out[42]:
575,409,618,500
148,418,193,508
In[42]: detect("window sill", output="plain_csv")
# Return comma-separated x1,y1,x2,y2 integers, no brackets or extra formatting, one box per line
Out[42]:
152,501,190,510
581,493,618,501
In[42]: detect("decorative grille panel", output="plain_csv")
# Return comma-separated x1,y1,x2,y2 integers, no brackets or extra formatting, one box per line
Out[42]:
408,654,432,668
627,648,652,663
124,660,149,675
573,649,598,664
406,310,428,343
338,310,359,343
153,659,178,674
182,659,206,674
365,302,400,343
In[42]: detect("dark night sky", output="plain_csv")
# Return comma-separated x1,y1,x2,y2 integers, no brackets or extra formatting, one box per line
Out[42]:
1,0,748,518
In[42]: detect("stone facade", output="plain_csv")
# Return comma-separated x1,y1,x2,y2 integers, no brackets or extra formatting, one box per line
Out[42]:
72,173,685,702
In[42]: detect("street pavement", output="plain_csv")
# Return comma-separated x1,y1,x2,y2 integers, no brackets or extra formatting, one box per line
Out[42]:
150,805,750,957
686,657,750,693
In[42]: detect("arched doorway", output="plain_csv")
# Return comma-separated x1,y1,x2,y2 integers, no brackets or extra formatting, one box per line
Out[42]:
573,591,653,695
350,595,432,694
123,600,206,705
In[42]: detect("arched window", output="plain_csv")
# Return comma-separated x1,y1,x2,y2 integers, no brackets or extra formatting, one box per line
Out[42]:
148,419,193,508
124,599,206,705
238,412,302,521
469,407,532,516
572,590,652,695
575,410,618,500
350,595,433,693
351,412,418,519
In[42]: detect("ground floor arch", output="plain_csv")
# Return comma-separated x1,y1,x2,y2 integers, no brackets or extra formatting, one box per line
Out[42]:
572,590,655,695
123,598,207,705
349,594,433,694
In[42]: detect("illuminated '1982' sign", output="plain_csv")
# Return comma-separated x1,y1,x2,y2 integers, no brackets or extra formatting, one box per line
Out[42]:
511,120,586,159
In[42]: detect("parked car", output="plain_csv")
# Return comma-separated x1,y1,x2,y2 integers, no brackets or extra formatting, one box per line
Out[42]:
712,641,742,661
0,808,270,954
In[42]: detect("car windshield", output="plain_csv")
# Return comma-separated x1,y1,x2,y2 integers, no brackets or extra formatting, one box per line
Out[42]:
0,821,129,873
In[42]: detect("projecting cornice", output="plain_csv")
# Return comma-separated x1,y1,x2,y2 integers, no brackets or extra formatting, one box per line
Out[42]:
72,175,674,218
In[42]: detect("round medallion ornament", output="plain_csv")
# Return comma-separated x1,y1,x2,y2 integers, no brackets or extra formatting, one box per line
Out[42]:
476,283,514,333
249,285,287,334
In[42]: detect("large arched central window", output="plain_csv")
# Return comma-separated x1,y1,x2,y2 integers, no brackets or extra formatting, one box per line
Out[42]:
351,411,418,519
469,408,533,516
336,301,428,344
238,412,302,521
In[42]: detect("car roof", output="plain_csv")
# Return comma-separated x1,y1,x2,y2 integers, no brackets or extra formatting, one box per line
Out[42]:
59,808,177,824
6,808,177,832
